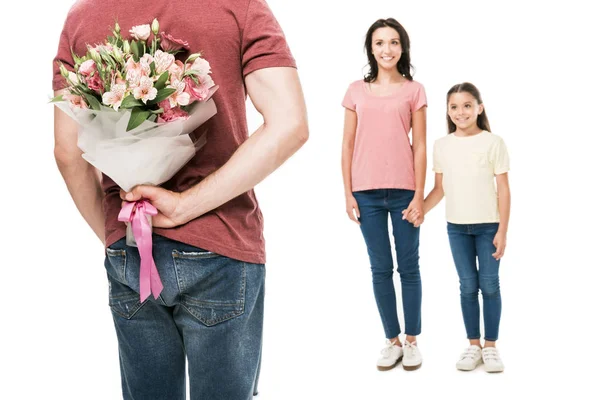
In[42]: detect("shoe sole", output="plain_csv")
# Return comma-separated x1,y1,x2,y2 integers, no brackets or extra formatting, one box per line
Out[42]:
484,367,504,373
377,356,403,371
402,362,422,371
457,360,483,371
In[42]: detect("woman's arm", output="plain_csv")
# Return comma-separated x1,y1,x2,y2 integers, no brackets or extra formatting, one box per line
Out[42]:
342,108,360,223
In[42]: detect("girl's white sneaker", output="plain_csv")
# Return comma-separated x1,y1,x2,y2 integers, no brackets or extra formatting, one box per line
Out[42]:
456,345,483,371
482,347,504,373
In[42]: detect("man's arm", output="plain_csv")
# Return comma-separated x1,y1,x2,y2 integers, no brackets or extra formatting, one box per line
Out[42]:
124,67,309,227
54,90,105,244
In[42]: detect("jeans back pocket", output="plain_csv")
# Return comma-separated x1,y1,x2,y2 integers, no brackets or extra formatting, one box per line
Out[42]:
172,250,246,327
105,248,145,319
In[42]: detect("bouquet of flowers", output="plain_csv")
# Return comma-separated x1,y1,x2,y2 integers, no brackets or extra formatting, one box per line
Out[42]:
52,19,218,301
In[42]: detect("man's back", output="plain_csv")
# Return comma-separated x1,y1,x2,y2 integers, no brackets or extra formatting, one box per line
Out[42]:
53,0,296,263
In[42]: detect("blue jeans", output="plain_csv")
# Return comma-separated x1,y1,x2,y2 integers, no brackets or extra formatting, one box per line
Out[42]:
105,235,265,400
447,222,501,341
353,189,422,339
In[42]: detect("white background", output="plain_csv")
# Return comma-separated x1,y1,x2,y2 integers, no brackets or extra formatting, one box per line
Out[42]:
2,0,599,399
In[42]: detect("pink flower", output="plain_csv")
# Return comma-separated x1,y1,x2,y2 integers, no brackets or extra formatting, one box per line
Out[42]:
158,106,189,123
86,73,105,93
102,83,127,111
158,99,172,112
168,60,185,81
79,59,96,76
125,57,150,86
64,93,88,109
133,76,158,104
160,32,189,52
184,74,214,102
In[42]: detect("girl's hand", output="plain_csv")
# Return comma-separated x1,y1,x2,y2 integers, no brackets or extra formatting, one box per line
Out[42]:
492,231,507,260
346,195,360,225
403,196,424,227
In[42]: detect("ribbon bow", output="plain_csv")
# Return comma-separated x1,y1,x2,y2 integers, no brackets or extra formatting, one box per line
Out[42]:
118,200,164,302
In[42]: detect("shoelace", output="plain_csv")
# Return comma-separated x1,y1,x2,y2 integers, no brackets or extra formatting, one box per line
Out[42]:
381,341,399,357
404,341,417,358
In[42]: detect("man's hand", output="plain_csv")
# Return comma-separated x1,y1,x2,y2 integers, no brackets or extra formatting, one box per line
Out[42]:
121,186,185,228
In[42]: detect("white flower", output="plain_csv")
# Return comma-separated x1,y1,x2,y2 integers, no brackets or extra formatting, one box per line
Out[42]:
168,79,190,107
129,24,151,41
133,76,158,104
67,71,79,85
153,50,175,75
189,58,211,76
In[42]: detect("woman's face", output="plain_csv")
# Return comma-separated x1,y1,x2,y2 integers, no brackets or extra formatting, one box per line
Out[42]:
371,27,402,71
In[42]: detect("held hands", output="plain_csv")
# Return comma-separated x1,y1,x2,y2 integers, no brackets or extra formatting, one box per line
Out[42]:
346,194,360,225
492,231,507,260
402,196,425,227
120,185,186,228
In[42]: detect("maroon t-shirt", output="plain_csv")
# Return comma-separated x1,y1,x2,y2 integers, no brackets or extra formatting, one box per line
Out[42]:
52,0,296,264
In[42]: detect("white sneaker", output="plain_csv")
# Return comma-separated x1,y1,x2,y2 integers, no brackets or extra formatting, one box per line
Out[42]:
456,345,483,371
482,347,504,373
401,341,422,371
377,340,403,371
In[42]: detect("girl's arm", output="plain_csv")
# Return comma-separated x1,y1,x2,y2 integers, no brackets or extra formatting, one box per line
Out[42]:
342,108,360,224
424,173,444,214
493,173,511,259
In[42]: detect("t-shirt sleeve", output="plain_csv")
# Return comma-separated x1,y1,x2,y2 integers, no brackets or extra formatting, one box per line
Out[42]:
491,137,510,174
342,84,355,110
410,82,427,113
432,140,443,173
52,25,74,91
241,0,296,77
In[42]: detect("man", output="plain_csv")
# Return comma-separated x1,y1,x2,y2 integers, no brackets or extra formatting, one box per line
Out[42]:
53,1,308,398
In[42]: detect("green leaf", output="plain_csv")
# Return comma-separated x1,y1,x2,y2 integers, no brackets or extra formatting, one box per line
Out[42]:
127,108,151,131
148,88,176,105
131,41,140,62
49,94,64,103
154,71,169,91
150,61,156,76
83,93,102,110
120,95,143,109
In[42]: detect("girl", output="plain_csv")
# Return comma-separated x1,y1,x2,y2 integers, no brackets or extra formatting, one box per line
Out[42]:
341,18,427,371
411,82,510,372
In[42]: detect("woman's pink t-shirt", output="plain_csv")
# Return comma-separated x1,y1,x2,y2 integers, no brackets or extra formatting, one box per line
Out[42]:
343,79,427,192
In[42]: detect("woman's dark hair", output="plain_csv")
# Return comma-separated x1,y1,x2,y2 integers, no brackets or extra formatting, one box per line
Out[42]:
446,82,491,134
364,18,413,82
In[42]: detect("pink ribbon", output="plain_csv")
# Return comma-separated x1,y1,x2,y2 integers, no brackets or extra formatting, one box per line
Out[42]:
118,200,164,302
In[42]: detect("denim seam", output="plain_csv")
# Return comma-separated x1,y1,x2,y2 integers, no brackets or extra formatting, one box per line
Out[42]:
172,250,185,296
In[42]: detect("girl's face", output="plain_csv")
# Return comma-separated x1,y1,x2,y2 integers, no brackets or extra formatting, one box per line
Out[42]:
448,92,484,132
371,27,402,71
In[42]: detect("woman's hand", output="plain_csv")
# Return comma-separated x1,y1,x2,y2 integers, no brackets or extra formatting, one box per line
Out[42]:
346,194,360,225
402,196,424,227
